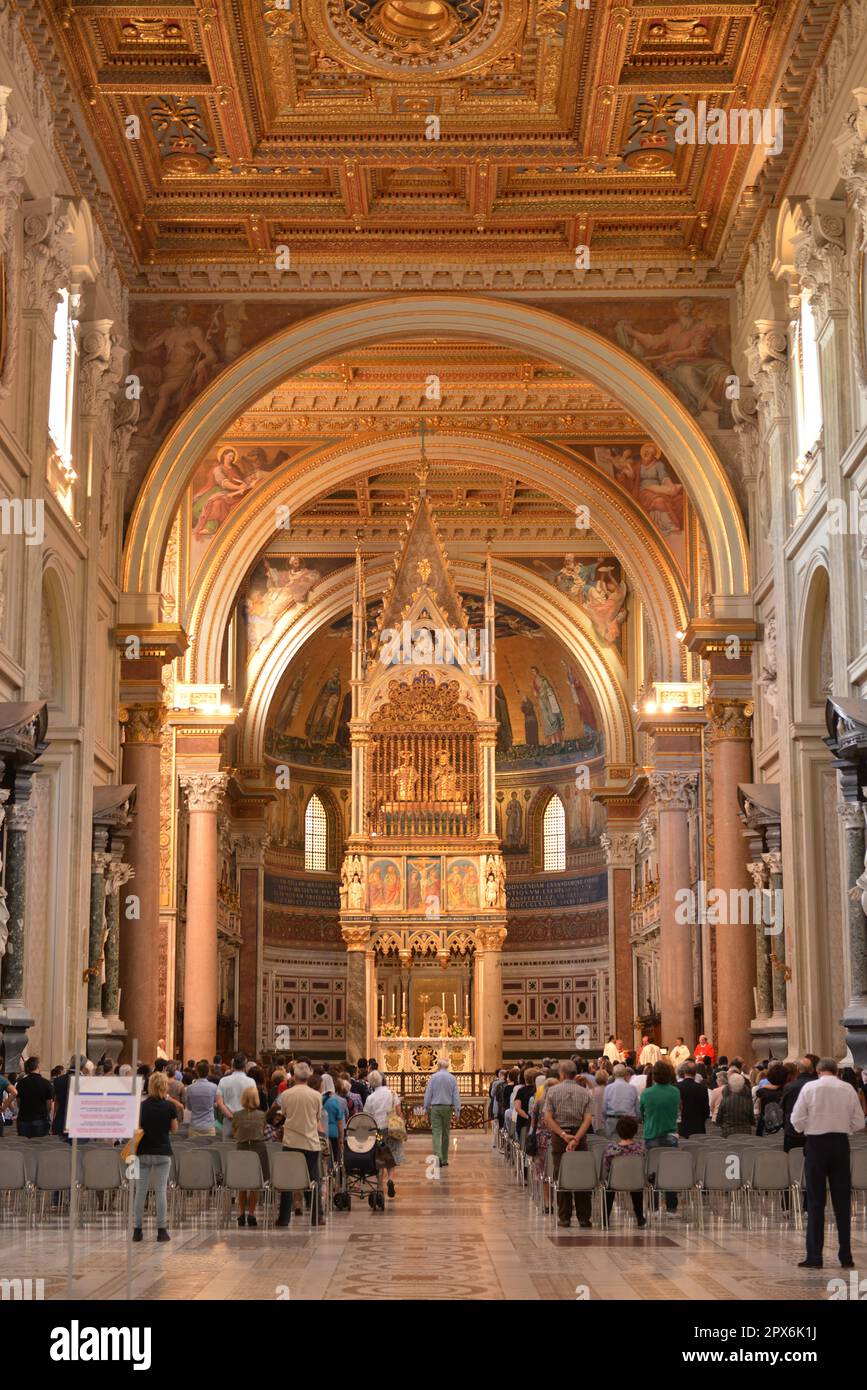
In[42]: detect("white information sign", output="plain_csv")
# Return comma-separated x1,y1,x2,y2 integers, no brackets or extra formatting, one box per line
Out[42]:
66,1076,143,1139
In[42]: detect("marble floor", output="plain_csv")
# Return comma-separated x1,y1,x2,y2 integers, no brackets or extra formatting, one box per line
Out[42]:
1,1133,863,1301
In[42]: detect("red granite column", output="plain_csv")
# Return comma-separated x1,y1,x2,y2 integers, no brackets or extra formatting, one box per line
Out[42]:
233,829,266,1057
708,700,756,1060
119,704,164,1062
601,831,639,1044
180,772,227,1060
650,771,699,1048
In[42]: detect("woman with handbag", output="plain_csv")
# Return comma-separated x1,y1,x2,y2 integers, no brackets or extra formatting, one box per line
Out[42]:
363,1069,405,1208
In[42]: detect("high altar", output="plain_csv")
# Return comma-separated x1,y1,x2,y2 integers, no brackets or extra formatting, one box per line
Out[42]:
339,462,507,1072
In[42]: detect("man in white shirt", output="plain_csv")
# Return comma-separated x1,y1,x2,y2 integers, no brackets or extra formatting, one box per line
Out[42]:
791,1058,864,1269
602,1036,621,1064
638,1035,662,1066
216,1053,253,1141
629,1068,648,1095
668,1037,691,1072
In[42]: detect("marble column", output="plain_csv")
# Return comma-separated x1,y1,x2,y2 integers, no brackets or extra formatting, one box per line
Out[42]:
232,829,266,1057
747,859,774,1020
343,924,371,1062
708,701,756,1061
0,790,8,963
473,926,506,1072
0,788,37,1067
102,854,133,1035
119,703,164,1060
180,772,227,1061
600,830,639,1044
763,849,787,1017
839,799,867,1064
0,788,33,1069
649,771,696,1048
86,838,110,1015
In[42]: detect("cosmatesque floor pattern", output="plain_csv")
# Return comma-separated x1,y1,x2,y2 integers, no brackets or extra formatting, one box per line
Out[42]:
1,1133,864,1301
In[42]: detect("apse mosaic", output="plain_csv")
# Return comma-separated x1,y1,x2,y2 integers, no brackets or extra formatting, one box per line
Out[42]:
263,602,603,773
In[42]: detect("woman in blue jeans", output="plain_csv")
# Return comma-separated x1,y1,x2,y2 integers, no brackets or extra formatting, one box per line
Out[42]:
133,1071,178,1242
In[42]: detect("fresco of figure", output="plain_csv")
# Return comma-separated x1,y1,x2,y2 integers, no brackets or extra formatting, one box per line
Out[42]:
305,668,341,741
614,298,732,418
505,792,523,847
192,447,254,541
530,666,565,745
136,304,219,440
521,695,538,746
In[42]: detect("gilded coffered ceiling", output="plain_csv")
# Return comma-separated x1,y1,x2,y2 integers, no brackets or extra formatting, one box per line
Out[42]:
223,340,645,438
48,0,818,275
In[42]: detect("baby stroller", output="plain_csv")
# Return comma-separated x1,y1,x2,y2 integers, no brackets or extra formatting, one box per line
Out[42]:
338,1113,380,1209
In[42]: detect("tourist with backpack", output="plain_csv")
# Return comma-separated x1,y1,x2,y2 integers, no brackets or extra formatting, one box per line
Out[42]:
755,1062,787,1136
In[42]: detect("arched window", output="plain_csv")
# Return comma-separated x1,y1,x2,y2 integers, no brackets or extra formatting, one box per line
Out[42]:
47,289,76,473
794,290,822,457
304,794,328,872
542,794,566,872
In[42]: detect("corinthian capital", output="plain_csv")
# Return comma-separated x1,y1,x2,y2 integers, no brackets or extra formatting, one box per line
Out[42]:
119,702,165,745
707,697,754,742
745,320,789,426
0,88,32,244
22,197,73,318
841,88,867,251
648,770,697,811
474,924,507,951
793,199,848,328
105,860,135,896
231,830,266,865
78,320,126,417
746,860,766,890
600,830,639,869
180,771,228,813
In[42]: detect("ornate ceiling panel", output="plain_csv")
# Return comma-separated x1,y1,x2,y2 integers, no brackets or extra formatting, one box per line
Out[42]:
49,0,806,271
222,340,645,438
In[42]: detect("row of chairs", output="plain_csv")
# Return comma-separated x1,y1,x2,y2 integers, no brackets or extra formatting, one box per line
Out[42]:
497,1119,867,1231
0,1138,324,1229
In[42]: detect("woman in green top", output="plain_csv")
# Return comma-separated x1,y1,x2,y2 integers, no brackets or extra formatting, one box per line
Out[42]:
639,1061,681,1212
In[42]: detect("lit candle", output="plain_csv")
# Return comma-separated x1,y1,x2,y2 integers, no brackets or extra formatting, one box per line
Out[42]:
441,992,445,1012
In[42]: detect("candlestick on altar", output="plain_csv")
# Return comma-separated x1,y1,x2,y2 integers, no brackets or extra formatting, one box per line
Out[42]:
399,1007,407,1038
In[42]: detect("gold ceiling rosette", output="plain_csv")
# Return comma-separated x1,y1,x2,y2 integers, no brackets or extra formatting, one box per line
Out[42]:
368,0,463,50
304,0,527,78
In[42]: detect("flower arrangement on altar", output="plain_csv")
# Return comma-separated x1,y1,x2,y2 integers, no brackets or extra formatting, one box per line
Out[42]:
381,1021,399,1038
448,1020,467,1038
